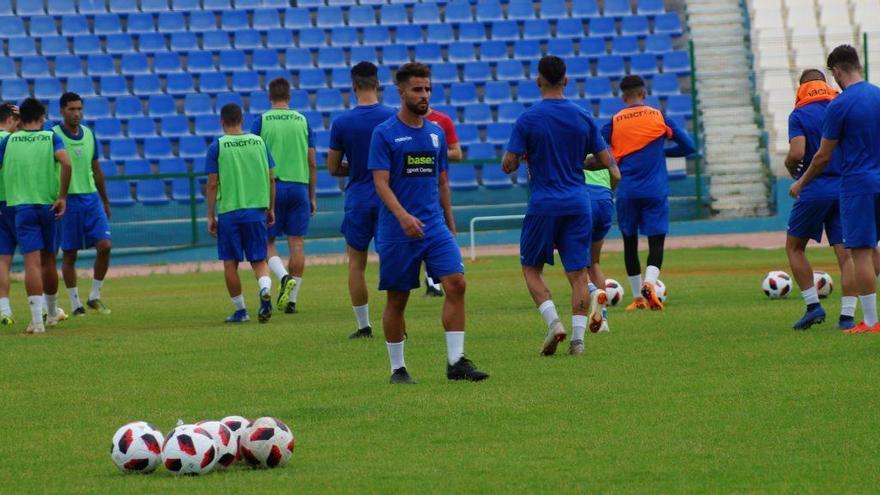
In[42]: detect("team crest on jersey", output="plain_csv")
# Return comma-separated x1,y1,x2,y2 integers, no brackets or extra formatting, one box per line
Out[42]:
74,147,82,157
430,133,440,149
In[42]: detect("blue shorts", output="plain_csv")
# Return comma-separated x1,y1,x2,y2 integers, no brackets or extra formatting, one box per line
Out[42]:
0,202,16,256
591,199,614,243
341,206,379,252
377,228,463,292
787,198,842,245
520,213,592,272
840,193,880,248
60,193,111,251
616,196,668,237
14,204,57,254
270,181,310,238
217,208,268,262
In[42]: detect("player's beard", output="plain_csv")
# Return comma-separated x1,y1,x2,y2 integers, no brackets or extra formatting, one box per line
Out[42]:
406,100,429,116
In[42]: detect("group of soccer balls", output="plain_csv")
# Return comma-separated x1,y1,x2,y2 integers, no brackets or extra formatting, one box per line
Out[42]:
110,416,295,476
604,278,668,306
762,270,834,299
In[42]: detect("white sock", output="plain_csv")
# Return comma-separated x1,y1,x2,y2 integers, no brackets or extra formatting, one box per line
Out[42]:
386,340,406,372
290,276,302,302
28,295,42,325
645,265,660,285
258,275,272,296
268,256,288,280
588,282,597,295
572,315,588,341
0,297,10,316
628,274,642,298
860,293,878,326
841,296,857,317
45,293,57,318
68,287,82,310
427,275,441,289
538,300,560,329
801,286,820,306
89,279,103,301
353,304,370,329
231,294,246,311
445,331,464,365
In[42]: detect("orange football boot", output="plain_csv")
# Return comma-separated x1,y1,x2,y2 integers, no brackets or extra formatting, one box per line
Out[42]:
625,297,649,311
641,282,664,311
842,322,880,334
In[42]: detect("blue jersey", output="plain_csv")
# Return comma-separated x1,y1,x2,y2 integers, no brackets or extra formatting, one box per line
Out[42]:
329,103,397,210
822,81,880,197
506,99,607,216
788,101,842,201
367,116,448,241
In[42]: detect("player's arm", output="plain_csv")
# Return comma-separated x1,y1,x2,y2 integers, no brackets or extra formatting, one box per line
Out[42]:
266,149,276,226
206,173,219,237
308,147,317,215
446,143,463,162
326,149,349,177
585,149,621,188
791,138,838,198
784,136,806,179
91,158,111,218
437,139,455,234
501,151,520,173
373,170,424,238
53,137,71,218
664,120,696,158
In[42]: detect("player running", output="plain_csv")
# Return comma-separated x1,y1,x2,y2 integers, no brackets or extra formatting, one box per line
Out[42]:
502,56,620,356
251,77,316,315
602,75,695,311
0,98,72,334
53,92,113,316
327,62,396,339
206,104,276,324
784,70,856,330
0,102,19,325
790,45,880,334
584,163,619,333
369,62,488,384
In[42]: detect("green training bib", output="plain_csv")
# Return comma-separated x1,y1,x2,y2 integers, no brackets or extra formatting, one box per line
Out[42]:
217,133,271,214
259,109,310,184
53,124,96,195
4,130,59,206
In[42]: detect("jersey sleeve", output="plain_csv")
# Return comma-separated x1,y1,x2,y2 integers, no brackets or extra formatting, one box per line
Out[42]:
266,147,276,169
586,119,608,156
205,141,220,174
441,115,458,145
250,114,262,135
822,100,844,141
788,111,805,141
52,132,65,152
92,133,101,162
0,135,8,167
328,119,343,152
438,132,449,172
367,128,390,171
601,120,612,144
663,115,696,157
506,116,527,155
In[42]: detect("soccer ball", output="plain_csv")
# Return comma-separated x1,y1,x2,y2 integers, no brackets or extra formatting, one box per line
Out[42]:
762,271,792,298
604,279,624,306
221,415,250,463
110,422,164,474
240,417,295,469
161,424,218,475
654,279,667,302
813,271,833,298
196,421,237,469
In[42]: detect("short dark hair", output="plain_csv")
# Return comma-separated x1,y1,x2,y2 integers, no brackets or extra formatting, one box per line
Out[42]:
537,56,566,86
619,75,646,99
351,61,379,91
395,62,431,85
220,103,243,126
268,77,291,102
0,102,17,122
799,69,826,84
59,92,82,110
827,45,861,73
19,98,46,124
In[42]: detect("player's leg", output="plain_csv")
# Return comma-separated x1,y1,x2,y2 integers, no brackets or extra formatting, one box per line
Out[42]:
557,212,604,354
277,183,311,314
61,250,85,315
640,197,668,310
85,239,112,314
217,213,250,323
383,290,413,384
266,184,293,309
347,246,371,338
520,214,566,355
58,206,84,315
39,208,61,326
0,203,15,324
15,207,46,332
618,198,647,310
588,198,614,333
377,238,420,384
833,244,857,329
786,235,825,329
840,193,880,333
223,259,250,323
284,235,305,313
0,255,12,324
79,197,112,314
242,214,272,323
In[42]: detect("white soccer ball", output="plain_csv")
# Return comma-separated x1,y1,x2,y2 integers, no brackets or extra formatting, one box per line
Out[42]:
654,279,667,302
110,422,164,474
604,279,624,306
161,424,218,475
813,271,833,298
196,421,237,469
762,271,792,299
220,415,250,463
240,417,295,469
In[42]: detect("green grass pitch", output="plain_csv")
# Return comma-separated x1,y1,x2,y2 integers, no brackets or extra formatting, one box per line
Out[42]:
1,247,878,494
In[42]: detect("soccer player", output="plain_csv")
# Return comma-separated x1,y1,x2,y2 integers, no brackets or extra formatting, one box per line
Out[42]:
790,45,880,334
502,56,620,356
327,62,397,339
784,69,855,330
53,92,113,316
602,75,695,311
0,102,19,325
585,163,619,333
0,98,72,333
206,103,276,324
369,62,488,384
251,77,315,315
422,103,463,297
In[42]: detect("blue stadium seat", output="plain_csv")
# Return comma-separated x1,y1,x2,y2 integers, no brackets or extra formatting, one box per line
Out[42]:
630,53,658,75
497,101,524,122
447,42,475,63
597,55,626,78
141,0,168,12
604,0,632,17
41,36,69,57
579,37,606,60
199,72,229,94
638,0,667,15
598,97,625,118
463,105,491,125
222,10,249,31
513,40,541,59
203,32,231,51
138,33,168,53
253,9,281,30
316,170,341,197
29,16,57,37
380,4,407,25
17,0,45,15
463,61,491,82
177,137,207,159
137,180,170,205
516,81,540,103
107,34,135,55
315,88,343,112
297,68,325,90
496,60,524,81
644,34,673,54
317,6,344,27
184,93,213,115
645,95,661,109
612,36,639,55
148,95,176,117
330,27,357,47
572,0,599,17
154,53,183,74
430,63,458,84
622,16,650,37
160,115,190,138
491,21,518,41
585,77,613,99
662,51,690,75
219,50,248,72
299,28,326,48
84,97,112,120
100,160,119,177
318,47,346,68
195,115,222,138
284,8,310,29
654,13,683,37
115,96,143,119
314,130,330,153
110,139,139,160
85,55,114,76
216,92,242,111
485,122,512,144
348,5,375,27
95,118,123,140
290,89,309,110
430,85,447,106
132,74,162,96
329,68,349,89
127,13,155,34
479,40,507,61
480,163,513,189
92,14,120,36
539,0,567,19
350,46,378,65
556,18,584,39
508,0,536,20
396,25,422,45
426,24,454,44
120,53,149,75
0,57,14,79
107,182,135,206
468,142,497,163
170,32,199,52
157,12,185,33
188,51,216,73
448,164,478,191
432,105,457,122
21,56,48,79
266,28,293,49
456,22,484,42
651,73,680,95
253,49,281,71
171,0,199,11
109,0,138,13
449,83,477,106
66,76,97,97
172,178,204,204
456,124,478,146
483,81,511,104
445,1,472,23
234,30,262,50
158,157,187,176
589,17,616,38
303,110,323,130
362,25,390,46
665,94,691,118
0,16,26,38
204,0,231,11
414,43,442,64
144,137,174,160
285,48,313,68
189,11,218,31
249,91,271,113
547,38,575,58
413,3,440,25
100,76,129,97
475,1,502,22
382,45,409,66
35,78,62,100
47,0,75,15
564,82,580,98
523,20,550,40
161,74,192,98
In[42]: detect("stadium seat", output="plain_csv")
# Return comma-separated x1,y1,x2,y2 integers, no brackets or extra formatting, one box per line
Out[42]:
157,12,185,33
555,18,585,40
348,6,375,27
458,22,486,42
317,7,344,28
485,122,512,145
430,63,458,84
107,182,135,206
585,77,613,99
17,0,44,15
100,76,129,97
396,25,422,45
148,95,176,117
84,55,114,77
445,1,472,23
449,83,478,106
572,0,599,18
612,36,639,55
158,157,186,176
204,0,231,11
0,57,13,80
463,105,491,125
496,60,524,81
523,20,551,40
190,11,218,32
91,14,120,36
651,73,680,96
539,0,567,19
216,92,242,111
199,72,229,94
285,48,313,69
253,9,281,30
433,105,457,122
100,160,118,177
630,53,659,75
219,50,248,72
120,53,150,75
35,78,62,100
126,13,155,34
413,3,440,25
66,76,97,97
508,0,536,20
589,17,616,39
222,10,249,31
141,0,168,13
414,44,443,64
662,51,690,75
290,89,309,111
480,164,513,189
284,8,310,29
315,88,343,112
137,180,170,205
234,30,262,51
21,56,49,79
447,43,476,64
430,85,447,106
497,101,524,122
188,52,216,73
47,0,75,15
122,158,152,177
95,118,124,140
621,16,650,37
232,71,260,93
597,55,626,78
195,115,222,137
110,139,139,161
316,170,341,197
0,16,25,38
547,39,575,58
578,38,605,60
426,24,454,44
380,4,407,25
604,0,632,17
149,54,180,76
265,29,293,49
349,46,378,66
139,33,168,53
172,178,204,204
483,81,511,104
653,13,683,37
475,1,502,22
164,73,194,96
456,124,479,146
132,75,162,96
448,165,478,191
326,68,350,90
51,55,79,79
41,36,69,57
491,21,519,41
171,0,199,10
109,0,137,13
516,81,540,103
599,97,625,118
144,137,174,160
665,94,692,118
252,49,281,71
107,34,135,56
463,61,492,82
184,94,213,116
329,27,357,47
247,90,270,113
160,115,190,138
303,110,323,131
115,96,144,119
317,47,346,68
298,68,326,90
314,130,330,153
362,26,391,46
382,45,409,66
170,33,199,52
29,16,57,37
638,0,666,15
298,28,326,48
479,40,508,61
645,95,661,109
644,34,673,54
203,32,232,51
514,40,541,60
178,137,207,159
